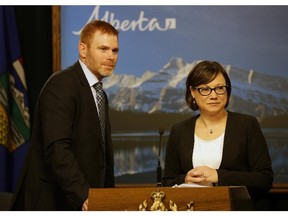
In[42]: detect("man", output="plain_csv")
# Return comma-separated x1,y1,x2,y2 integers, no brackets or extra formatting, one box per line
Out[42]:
10,20,119,210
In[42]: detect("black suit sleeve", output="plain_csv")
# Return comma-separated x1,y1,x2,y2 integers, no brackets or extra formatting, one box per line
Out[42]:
39,73,89,209
163,118,195,186
217,114,273,197
162,125,187,186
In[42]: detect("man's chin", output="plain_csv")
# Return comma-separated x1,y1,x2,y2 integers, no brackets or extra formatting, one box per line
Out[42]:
101,70,114,78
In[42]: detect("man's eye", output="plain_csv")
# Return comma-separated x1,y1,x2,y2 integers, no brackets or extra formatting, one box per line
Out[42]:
98,47,108,51
113,49,119,54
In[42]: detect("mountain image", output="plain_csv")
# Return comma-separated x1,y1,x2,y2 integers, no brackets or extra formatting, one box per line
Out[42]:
104,58,288,182
103,58,288,122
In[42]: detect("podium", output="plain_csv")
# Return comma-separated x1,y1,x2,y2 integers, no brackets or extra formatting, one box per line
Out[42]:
88,186,250,211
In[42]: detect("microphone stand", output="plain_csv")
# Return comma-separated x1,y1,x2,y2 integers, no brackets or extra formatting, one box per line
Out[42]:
157,127,165,187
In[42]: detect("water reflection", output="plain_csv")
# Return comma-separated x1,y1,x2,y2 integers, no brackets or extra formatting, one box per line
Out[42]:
113,129,288,183
263,128,288,183
113,132,167,176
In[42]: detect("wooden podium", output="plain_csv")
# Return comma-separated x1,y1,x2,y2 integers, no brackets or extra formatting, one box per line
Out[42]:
88,186,250,211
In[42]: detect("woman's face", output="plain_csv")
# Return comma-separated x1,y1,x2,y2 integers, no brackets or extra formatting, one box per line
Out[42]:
190,73,228,114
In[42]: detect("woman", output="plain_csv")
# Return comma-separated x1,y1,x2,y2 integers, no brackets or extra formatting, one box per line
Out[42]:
162,60,273,198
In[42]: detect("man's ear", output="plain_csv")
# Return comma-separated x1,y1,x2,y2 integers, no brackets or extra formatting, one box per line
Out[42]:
79,42,87,57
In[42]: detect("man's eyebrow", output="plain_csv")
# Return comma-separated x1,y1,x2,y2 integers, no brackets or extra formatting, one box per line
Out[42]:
97,45,118,49
97,45,109,48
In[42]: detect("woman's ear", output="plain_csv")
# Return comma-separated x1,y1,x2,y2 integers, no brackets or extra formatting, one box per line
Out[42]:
190,86,195,98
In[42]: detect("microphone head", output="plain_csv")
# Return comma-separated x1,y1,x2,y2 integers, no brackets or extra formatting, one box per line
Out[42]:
159,127,165,135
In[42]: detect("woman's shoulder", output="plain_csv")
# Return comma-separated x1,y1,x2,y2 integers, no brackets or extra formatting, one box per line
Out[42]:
227,111,258,123
171,114,198,130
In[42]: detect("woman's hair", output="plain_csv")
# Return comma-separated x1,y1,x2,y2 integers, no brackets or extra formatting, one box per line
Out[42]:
185,60,232,111
80,20,119,47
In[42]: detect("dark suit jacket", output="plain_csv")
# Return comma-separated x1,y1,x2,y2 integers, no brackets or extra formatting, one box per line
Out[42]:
10,61,114,210
163,111,273,197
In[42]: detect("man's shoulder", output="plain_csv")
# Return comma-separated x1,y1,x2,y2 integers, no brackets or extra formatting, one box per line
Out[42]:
49,61,81,81
56,61,80,75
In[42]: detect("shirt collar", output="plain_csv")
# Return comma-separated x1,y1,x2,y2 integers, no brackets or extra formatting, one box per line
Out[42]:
79,59,99,87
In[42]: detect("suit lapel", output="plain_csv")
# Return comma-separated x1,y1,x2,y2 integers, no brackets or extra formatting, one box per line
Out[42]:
73,61,106,153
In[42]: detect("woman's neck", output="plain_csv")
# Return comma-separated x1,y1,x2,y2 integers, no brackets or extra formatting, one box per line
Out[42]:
200,110,227,125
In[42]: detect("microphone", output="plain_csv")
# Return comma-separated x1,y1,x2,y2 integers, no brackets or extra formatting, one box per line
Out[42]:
157,127,165,187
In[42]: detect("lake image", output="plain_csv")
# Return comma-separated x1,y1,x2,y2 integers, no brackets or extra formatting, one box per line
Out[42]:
112,124,288,184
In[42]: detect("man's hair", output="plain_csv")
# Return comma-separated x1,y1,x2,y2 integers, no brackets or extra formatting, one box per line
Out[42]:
80,20,119,47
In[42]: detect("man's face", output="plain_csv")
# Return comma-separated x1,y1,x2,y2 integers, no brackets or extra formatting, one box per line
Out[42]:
79,31,119,80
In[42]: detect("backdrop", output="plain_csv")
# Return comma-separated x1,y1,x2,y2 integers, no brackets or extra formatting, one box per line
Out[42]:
60,5,288,184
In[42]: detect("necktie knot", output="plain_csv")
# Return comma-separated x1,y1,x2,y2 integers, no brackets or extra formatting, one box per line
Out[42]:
94,82,103,92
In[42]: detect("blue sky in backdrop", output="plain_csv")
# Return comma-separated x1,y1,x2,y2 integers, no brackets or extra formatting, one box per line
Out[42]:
61,5,288,78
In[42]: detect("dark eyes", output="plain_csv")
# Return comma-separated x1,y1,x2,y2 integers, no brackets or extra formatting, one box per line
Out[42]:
98,47,119,54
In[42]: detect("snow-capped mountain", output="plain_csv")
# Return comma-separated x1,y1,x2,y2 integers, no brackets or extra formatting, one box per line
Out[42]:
103,57,288,121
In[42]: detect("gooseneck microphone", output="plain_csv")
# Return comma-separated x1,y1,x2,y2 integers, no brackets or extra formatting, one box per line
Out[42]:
157,127,165,187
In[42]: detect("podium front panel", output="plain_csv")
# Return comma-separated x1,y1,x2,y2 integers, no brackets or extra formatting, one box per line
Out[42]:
88,186,232,211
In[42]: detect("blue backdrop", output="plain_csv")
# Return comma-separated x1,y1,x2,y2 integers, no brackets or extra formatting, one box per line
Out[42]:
60,5,288,183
